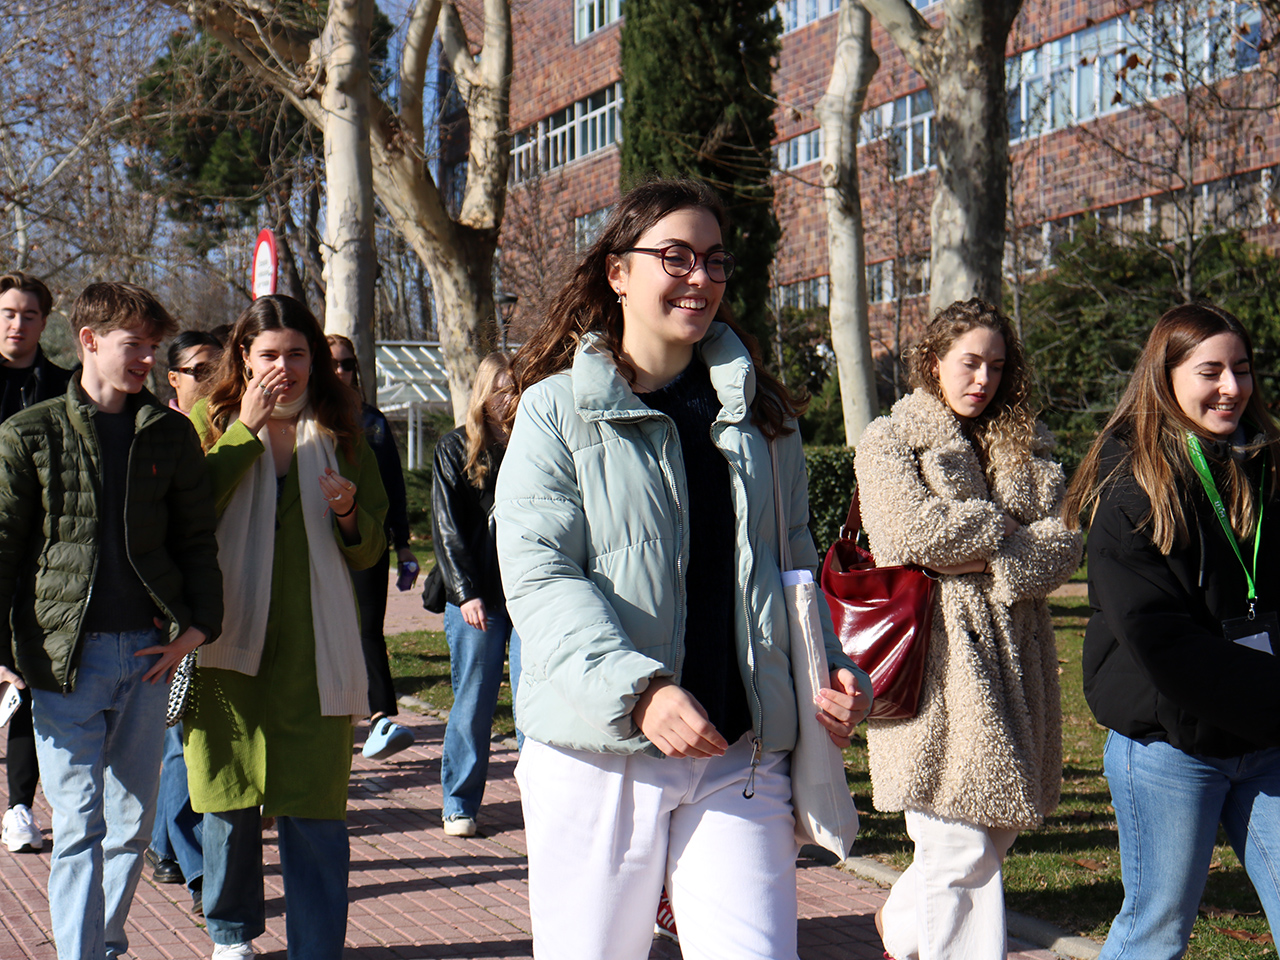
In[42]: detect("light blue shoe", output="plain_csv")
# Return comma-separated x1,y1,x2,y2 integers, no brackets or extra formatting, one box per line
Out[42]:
362,717,416,760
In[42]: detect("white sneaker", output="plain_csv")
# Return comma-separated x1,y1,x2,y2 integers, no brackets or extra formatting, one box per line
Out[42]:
2,804,42,852
211,942,256,959
443,815,477,837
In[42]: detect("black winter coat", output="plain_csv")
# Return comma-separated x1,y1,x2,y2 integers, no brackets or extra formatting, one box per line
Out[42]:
1084,436,1280,757
0,348,74,423
431,427,505,610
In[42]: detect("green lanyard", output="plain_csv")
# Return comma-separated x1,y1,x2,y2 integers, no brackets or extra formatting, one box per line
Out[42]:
1186,432,1264,616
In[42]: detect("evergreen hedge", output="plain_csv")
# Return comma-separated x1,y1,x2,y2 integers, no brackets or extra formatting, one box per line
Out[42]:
804,445,857,555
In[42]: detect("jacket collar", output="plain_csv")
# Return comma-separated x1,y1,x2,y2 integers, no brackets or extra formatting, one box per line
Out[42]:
64,370,166,439
571,322,756,425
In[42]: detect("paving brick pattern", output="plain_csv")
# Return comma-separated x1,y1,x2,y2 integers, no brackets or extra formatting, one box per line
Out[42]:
0,710,1061,959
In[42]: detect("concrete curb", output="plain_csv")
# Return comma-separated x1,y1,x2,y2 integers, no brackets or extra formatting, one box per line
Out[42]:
836,855,1102,960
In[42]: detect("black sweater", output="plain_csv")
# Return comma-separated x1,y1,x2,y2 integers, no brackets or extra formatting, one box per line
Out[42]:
1083,436,1280,757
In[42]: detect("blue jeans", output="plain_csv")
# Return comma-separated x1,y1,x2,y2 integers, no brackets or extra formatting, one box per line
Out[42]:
1100,731,1280,959
150,723,203,892
441,603,519,819
202,806,349,959
30,628,169,960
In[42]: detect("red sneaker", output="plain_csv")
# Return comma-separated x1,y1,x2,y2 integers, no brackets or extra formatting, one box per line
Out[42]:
654,888,679,943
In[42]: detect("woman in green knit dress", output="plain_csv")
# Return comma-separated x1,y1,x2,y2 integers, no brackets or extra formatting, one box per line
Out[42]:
185,295,388,960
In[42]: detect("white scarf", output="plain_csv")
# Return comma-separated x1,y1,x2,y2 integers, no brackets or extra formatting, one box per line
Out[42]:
198,404,369,718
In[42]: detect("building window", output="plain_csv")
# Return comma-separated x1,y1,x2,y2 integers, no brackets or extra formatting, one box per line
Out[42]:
775,275,830,311
775,128,822,171
866,261,892,304
510,83,624,184
891,89,935,177
776,0,838,35
575,206,612,251
576,0,622,42
1006,3,1261,143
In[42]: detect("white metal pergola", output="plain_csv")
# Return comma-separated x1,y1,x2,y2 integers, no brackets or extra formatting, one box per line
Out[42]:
375,341,452,470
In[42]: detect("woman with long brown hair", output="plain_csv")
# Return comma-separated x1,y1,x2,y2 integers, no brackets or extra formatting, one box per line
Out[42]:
430,351,518,837
494,178,870,959
854,299,1081,960
1064,302,1280,957
183,295,388,960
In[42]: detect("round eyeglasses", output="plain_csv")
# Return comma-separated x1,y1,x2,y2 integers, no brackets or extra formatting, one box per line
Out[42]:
620,244,736,283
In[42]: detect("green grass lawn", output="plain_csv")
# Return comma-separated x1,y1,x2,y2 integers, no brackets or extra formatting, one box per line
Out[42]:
385,597,1275,956
387,629,516,739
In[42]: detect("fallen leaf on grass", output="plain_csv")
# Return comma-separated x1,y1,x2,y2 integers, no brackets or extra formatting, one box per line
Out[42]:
1209,925,1273,944
1208,859,1223,871
1202,905,1261,919
1071,858,1106,871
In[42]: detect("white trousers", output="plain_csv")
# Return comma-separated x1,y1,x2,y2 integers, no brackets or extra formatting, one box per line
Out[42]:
879,809,1019,960
515,734,800,960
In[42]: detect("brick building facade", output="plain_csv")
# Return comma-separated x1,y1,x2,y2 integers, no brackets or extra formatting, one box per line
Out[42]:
498,0,1279,349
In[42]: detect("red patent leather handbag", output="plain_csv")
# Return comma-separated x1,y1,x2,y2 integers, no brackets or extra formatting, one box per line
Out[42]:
820,490,936,720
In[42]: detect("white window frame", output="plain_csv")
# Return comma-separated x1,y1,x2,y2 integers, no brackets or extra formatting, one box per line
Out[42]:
1006,3,1261,144
509,83,624,184
576,0,622,43
775,128,823,171
775,0,837,36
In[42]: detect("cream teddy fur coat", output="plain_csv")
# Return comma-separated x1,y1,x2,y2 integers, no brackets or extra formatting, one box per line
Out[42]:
853,389,1082,830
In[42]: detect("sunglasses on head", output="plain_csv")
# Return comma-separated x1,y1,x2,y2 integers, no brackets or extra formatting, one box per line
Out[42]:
335,358,358,373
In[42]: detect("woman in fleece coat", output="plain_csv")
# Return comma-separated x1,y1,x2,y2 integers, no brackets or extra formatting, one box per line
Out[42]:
853,298,1081,960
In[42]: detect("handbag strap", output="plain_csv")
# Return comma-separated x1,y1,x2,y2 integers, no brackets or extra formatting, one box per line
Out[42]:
842,489,863,542
768,439,795,572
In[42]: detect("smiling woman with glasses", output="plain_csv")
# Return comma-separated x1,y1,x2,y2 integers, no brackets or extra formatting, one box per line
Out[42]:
494,178,871,959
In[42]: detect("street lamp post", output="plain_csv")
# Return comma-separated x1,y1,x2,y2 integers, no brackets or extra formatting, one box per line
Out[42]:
495,292,518,351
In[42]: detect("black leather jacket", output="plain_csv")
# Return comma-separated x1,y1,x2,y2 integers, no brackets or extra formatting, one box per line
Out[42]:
0,348,74,425
431,427,505,610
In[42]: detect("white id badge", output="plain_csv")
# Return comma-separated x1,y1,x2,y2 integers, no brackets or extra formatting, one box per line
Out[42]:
1222,611,1280,655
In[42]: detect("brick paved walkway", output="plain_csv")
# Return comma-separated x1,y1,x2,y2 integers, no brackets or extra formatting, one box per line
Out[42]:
0,709,1064,960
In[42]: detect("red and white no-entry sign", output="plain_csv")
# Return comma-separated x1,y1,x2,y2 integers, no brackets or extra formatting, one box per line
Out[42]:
251,229,278,299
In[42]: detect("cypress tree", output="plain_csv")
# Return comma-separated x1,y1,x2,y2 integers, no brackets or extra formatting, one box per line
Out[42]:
620,0,781,345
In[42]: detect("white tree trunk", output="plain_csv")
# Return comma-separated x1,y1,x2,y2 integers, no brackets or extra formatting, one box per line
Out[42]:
159,0,513,422
316,0,377,402
817,1,880,446
862,0,1023,315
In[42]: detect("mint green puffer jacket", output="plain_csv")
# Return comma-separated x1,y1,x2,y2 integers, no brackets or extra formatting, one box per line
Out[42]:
495,323,860,756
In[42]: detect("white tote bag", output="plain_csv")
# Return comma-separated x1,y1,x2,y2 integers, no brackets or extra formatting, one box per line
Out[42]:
771,441,860,861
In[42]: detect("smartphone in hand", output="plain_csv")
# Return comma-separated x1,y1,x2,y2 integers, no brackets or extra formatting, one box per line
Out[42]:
0,682,22,727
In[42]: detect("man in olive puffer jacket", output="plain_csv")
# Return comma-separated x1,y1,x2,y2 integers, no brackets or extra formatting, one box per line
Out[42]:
0,282,222,960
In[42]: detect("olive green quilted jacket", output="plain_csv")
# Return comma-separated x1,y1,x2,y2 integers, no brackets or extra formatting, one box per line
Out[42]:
0,376,223,692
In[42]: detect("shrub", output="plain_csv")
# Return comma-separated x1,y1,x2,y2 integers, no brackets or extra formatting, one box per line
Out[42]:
804,445,856,554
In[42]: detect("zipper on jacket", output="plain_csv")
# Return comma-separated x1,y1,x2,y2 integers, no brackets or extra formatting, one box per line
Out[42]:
743,736,763,799
67,410,103,693
655,416,690,681
724,452,766,767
